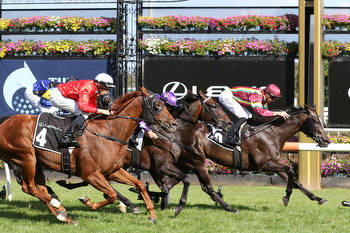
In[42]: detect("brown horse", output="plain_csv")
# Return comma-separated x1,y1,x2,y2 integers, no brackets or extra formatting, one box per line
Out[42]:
0,87,177,224
159,103,330,215
55,92,330,216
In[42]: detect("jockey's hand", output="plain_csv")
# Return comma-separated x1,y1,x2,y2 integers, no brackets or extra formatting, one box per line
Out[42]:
96,108,113,115
274,111,290,119
146,130,158,139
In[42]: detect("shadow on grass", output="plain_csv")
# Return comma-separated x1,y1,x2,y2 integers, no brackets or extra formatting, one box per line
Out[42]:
161,203,265,212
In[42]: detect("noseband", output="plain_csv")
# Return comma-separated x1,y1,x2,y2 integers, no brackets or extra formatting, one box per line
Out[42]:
142,94,171,130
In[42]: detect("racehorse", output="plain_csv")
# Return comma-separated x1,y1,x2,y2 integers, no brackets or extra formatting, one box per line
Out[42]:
159,103,330,215
56,92,330,216
0,87,177,224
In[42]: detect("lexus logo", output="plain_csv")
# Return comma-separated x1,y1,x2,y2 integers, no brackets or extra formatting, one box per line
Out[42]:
163,81,187,99
163,81,230,99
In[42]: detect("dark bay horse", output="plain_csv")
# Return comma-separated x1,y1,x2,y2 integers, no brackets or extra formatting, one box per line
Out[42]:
0,87,177,224
160,104,330,215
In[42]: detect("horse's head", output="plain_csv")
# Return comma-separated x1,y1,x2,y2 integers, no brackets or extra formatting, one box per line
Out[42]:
180,90,231,130
299,105,330,147
197,90,232,131
141,87,178,133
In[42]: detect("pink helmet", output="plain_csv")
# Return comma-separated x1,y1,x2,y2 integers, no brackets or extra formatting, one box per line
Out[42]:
264,84,282,98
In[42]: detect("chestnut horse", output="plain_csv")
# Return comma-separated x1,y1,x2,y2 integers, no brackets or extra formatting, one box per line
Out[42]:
0,87,177,224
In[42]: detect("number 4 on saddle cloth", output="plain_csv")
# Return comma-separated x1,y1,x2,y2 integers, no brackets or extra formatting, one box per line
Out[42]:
33,113,84,177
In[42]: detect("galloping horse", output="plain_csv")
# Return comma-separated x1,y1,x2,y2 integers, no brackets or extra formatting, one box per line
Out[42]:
159,103,330,215
0,87,177,224
55,92,330,216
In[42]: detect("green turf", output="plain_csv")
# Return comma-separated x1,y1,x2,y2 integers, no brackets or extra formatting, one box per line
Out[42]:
0,182,349,233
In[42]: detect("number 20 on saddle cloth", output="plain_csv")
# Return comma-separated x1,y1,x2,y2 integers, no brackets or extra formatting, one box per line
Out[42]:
33,112,75,154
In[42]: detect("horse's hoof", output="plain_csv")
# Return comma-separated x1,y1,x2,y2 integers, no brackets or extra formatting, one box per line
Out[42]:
174,206,183,217
78,196,89,204
282,197,289,207
148,217,157,225
56,180,67,187
119,205,127,213
131,207,141,214
318,199,328,205
67,218,79,225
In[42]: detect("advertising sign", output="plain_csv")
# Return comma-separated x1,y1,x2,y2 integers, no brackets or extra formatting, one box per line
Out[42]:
328,58,350,127
0,59,108,116
144,56,294,110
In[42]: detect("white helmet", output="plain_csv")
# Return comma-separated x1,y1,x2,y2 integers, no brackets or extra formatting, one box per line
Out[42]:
94,73,115,88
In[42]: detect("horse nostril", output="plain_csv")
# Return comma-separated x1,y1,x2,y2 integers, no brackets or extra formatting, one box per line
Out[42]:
171,122,178,129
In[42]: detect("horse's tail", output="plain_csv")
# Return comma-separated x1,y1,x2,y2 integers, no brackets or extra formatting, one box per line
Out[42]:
0,116,11,125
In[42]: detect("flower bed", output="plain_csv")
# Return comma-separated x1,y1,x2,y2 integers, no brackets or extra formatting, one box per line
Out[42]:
0,16,117,32
138,14,298,32
139,37,350,58
0,40,116,58
138,14,350,32
139,37,297,56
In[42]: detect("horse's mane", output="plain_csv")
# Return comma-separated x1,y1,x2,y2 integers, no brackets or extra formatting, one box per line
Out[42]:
110,87,148,115
168,91,199,118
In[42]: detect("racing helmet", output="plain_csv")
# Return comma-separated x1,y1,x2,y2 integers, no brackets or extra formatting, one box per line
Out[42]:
264,84,282,98
161,92,178,106
94,73,115,89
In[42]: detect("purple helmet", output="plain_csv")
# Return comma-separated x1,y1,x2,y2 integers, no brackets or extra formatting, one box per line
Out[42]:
161,92,177,106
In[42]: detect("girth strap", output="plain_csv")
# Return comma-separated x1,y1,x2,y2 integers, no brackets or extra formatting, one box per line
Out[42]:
61,148,71,178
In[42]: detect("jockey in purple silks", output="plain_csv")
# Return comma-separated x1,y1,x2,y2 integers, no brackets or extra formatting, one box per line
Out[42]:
218,84,290,146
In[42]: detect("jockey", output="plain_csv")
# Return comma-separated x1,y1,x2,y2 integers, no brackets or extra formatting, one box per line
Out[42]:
24,77,77,114
218,84,290,146
50,73,116,148
155,91,178,108
128,92,177,148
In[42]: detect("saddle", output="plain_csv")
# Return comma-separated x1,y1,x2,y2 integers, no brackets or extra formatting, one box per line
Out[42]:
206,123,246,170
33,112,81,177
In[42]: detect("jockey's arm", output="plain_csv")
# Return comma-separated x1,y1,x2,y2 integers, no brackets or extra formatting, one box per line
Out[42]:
139,121,158,139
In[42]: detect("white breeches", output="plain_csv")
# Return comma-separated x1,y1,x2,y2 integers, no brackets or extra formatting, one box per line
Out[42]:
218,89,252,119
24,85,59,113
50,87,87,117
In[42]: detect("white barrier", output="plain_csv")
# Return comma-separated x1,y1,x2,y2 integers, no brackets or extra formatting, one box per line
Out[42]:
4,162,12,201
283,142,350,152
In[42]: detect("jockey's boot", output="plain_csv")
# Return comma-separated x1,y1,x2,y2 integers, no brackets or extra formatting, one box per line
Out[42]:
60,114,86,148
224,117,247,146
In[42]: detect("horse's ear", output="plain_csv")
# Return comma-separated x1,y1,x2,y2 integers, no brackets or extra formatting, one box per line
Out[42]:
139,86,149,97
199,90,206,98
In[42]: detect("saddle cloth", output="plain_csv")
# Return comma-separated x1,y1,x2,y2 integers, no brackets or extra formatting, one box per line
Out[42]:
206,124,243,170
33,112,72,154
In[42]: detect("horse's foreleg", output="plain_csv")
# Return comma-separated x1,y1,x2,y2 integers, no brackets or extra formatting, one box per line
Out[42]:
79,170,117,210
280,171,327,205
158,162,190,216
263,161,327,206
195,166,238,213
108,168,156,224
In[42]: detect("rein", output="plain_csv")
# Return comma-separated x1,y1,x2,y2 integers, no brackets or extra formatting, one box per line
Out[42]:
241,110,307,139
85,94,168,144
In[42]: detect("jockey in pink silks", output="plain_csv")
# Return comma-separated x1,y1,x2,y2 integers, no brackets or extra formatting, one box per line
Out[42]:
218,84,290,145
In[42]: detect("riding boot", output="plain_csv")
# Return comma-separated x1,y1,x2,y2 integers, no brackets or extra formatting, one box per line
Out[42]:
60,114,85,148
225,118,247,146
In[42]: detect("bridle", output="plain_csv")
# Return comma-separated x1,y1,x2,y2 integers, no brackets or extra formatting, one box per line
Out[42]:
180,96,230,131
87,93,172,144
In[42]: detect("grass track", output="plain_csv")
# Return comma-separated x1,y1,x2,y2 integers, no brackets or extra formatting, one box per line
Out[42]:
0,181,349,233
